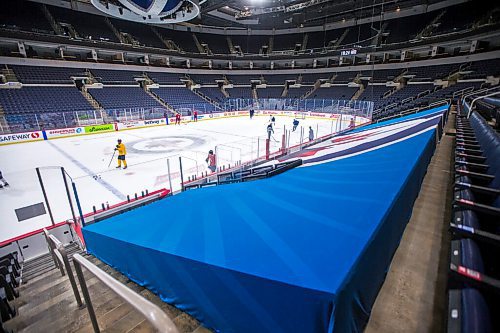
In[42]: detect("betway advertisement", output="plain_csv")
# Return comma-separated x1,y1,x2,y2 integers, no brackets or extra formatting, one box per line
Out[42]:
144,118,166,126
0,131,43,145
45,127,84,138
84,124,114,134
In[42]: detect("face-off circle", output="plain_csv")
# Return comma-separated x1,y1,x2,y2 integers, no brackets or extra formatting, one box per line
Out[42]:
128,136,206,154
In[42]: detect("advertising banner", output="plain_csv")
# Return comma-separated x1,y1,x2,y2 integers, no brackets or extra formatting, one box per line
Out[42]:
117,120,145,130
84,124,115,134
45,127,85,138
0,131,43,145
144,118,166,126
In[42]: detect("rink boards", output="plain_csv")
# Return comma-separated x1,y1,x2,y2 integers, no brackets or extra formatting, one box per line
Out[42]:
83,105,448,333
0,110,369,146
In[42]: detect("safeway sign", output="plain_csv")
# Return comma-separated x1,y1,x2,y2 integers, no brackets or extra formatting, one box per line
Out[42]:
0,131,43,145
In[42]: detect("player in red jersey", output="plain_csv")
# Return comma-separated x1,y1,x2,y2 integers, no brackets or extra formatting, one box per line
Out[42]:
175,113,181,125
205,150,216,173
193,110,198,122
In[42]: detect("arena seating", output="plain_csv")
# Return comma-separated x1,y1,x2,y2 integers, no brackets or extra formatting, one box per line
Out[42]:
49,6,119,42
263,74,297,85
0,1,53,34
109,18,164,49
257,87,284,99
147,72,182,85
272,33,303,51
226,87,253,99
88,87,162,111
0,86,92,114
150,87,216,113
332,71,358,83
287,87,311,99
406,64,461,82
189,74,224,85
195,87,226,103
196,32,229,54
448,107,500,333
0,253,20,330
226,75,260,85
384,13,433,44
10,65,86,84
307,86,358,100
91,69,143,85
162,29,199,53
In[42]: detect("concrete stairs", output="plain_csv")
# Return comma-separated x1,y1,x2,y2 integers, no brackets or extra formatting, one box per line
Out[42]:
268,36,274,53
226,36,236,54
252,87,258,99
417,9,447,39
303,80,322,99
351,84,365,100
41,4,64,36
192,33,206,54
1,67,19,83
301,33,309,51
151,27,176,50
192,89,222,110
4,243,209,333
333,28,350,48
146,90,176,115
105,17,126,44
80,86,107,116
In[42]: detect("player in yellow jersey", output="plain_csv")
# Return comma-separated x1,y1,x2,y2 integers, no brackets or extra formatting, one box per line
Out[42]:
115,139,127,169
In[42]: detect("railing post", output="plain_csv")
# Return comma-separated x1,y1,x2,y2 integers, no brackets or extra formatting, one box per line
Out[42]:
43,229,63,275
37,168,55,226
73,260,100,333
58,244,84,308
179,156,184,191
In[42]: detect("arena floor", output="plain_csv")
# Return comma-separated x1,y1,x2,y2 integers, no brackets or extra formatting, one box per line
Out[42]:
0,115,351,242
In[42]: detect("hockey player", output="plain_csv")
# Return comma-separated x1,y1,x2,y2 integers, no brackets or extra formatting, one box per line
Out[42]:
175,113,181,125
249,109,255,119
115,139,127,169
0,170,9,189
206,150,216,173
309,126,314,141
292,118,299,131
271,116,276,125
193,110,198,122
349,117,356,128
267,123,274,140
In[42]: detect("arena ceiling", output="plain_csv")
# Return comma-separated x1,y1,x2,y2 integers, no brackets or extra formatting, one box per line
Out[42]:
36,0,458,29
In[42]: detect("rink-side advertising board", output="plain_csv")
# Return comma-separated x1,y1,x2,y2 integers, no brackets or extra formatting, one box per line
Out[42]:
45,127,85,139
84,124,115,134
0,131,44,145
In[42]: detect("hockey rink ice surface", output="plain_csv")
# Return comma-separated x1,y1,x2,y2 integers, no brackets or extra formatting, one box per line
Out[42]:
0,115,354,241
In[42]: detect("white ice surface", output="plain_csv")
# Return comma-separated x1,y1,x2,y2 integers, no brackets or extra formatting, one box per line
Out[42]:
0,115,353,242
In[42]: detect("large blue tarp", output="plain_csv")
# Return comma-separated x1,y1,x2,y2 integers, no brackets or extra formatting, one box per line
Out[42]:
83,111,443,333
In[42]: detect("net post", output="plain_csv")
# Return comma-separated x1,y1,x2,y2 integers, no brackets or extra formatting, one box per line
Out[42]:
36,167,55,226
61,167,77,225
72,182,86,227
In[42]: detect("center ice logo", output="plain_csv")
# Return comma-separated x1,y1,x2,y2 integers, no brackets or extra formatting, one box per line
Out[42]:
128,136,206,154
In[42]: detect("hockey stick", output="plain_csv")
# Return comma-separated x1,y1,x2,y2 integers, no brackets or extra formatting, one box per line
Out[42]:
107,150,117,168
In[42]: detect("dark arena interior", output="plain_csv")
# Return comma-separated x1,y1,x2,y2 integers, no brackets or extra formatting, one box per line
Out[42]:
0,0,499,332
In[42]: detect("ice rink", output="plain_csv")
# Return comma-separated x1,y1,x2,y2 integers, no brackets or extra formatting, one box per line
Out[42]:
0,114,355,241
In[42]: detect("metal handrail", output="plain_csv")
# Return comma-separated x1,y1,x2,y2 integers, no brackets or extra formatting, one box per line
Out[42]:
72,253,179,333
466,91,500,119
43,229,83,308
